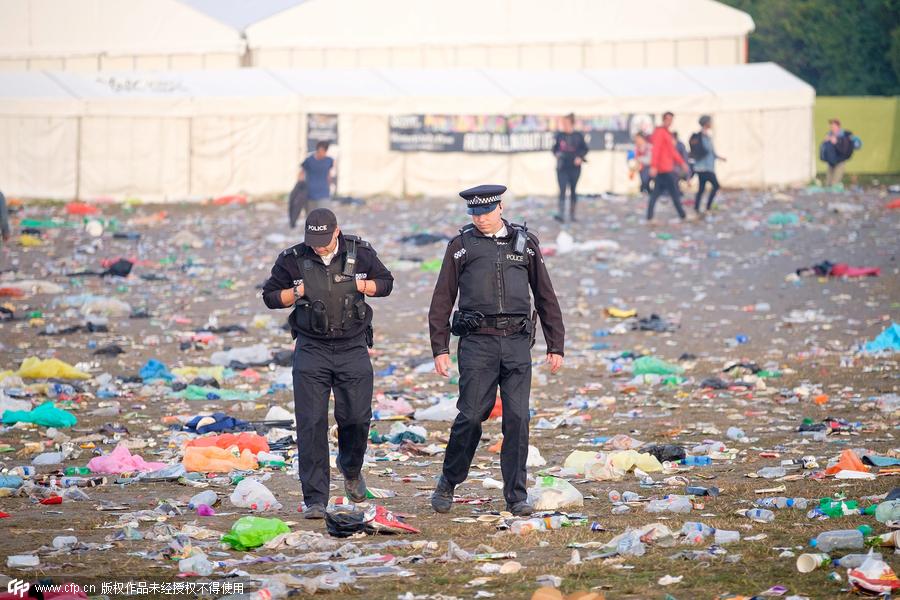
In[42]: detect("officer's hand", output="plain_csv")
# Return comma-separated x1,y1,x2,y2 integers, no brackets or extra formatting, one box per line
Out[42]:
574,157,583,167
356,279,366,293
546,353,563,374
649,167,658,177
434,353,451,377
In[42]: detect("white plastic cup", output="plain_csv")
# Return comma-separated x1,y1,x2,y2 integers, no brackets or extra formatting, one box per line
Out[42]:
85,219,104,237
796,553,831,573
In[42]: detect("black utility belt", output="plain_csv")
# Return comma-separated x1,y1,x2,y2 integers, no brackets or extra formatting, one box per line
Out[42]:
451,311,528,336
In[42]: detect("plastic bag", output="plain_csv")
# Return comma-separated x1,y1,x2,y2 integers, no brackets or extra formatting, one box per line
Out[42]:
170,385,259,401
140,359,173,382
182,445,258,473
186,432,269,455
2,401,78,428
414,397,459,421
610,450,663,473
221,516,290,550
229,478,282,511
847,549,900,594
632,356,684,376
87,444,166,474
210,344,272,367
16,357,90,380
526,476,584,511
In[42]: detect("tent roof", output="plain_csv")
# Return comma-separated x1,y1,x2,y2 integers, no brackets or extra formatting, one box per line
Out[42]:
246,0,754,48
0,0,244,58
48,69,290,99
0,63,811,113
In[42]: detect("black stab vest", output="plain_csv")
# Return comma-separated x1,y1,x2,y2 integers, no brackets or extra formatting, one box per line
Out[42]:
457,224,531,316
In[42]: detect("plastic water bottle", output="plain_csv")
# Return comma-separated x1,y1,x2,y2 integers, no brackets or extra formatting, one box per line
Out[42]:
833,553,883,568
680,456,711,466
622,491,640,502
714,529,741,544
0,475,24,489
810,526,872,552
188,490,218,510
726,426,747,441
742,508,775,523
511,515,571,534
9,466,35,477
178,551,216,576
608,490,621,503
756,466,786,479
756,497,808,510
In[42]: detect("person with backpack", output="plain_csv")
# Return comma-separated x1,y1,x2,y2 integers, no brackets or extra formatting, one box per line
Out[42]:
819,118,860,187
690,115,726,213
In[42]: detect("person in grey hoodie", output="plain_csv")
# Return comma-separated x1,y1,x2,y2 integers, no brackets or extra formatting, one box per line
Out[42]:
692,115,726,213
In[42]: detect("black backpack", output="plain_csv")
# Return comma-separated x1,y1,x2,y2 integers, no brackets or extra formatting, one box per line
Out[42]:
688,132,708,160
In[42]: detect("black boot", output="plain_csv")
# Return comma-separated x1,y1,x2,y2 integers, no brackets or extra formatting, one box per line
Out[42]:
430,475,455,513
506,500,534,516
344,472,367,503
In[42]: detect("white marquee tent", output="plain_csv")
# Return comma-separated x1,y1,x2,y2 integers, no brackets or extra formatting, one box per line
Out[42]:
246,0,755,69
0,0,247,71
0,62,813,202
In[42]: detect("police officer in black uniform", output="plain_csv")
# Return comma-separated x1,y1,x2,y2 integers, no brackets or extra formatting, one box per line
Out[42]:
262,208,394,518
428,185,565,516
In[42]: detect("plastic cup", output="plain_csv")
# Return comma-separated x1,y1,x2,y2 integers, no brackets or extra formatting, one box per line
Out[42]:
796,553,831,573
871,531,900,548
85,219,104,237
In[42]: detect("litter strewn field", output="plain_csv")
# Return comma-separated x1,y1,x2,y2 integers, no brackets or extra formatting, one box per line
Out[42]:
0,188,898,600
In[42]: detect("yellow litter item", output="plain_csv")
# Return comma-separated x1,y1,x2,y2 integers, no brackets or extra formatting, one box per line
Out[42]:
606,307,637,318
563,450,599,473
16,357,90,380
18,234,43,247
610,449,662,472
171,366,226,382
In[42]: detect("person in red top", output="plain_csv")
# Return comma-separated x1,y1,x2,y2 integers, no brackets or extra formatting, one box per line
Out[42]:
647,112,688,221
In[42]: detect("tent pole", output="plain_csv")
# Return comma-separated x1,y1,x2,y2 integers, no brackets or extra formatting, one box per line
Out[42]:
75,116,82,200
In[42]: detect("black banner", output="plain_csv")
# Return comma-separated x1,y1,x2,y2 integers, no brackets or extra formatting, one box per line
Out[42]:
389,114,652,153
307,114,339,152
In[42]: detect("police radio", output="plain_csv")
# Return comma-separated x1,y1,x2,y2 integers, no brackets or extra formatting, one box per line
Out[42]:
512,222,528,255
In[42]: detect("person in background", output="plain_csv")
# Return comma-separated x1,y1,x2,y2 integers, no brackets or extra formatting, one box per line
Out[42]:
672,132,692,181
299,141,336,212
691,115,726,214
0,190,10,245
647,112,689,222
633,133,653,195
820,118,856,187
552,114,588,223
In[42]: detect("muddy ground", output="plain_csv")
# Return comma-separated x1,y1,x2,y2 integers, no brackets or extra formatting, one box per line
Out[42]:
0,186,898,600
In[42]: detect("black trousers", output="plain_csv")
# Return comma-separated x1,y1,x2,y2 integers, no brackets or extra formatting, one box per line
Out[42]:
442,332,532,504
556,167,581,217
694,171,719,211
292,332,373,506
288,181,307,229
646,171,686,221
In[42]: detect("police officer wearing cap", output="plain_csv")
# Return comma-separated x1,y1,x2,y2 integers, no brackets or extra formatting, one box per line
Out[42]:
428,185,565,516
262,208,394,519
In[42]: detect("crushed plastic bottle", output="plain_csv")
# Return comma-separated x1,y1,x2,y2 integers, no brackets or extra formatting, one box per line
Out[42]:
726,427,747,441
742,508,775,523
510,515,571,534
646,496,692,513
714,529,741,544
